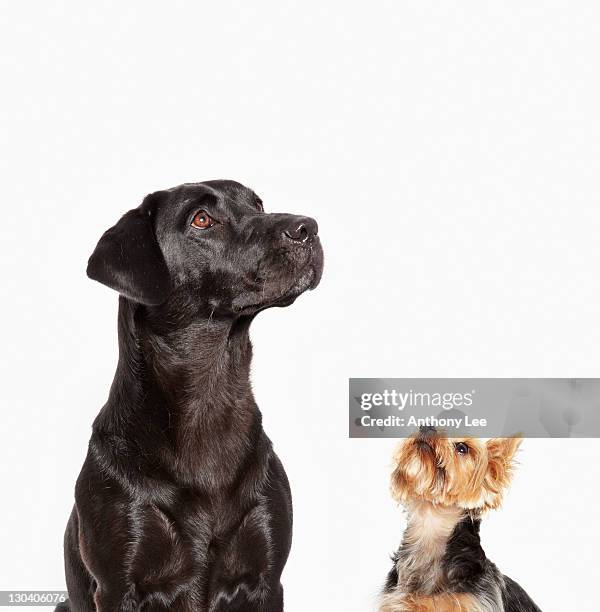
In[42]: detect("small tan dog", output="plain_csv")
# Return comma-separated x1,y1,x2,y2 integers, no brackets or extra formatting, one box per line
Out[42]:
379,426,541,611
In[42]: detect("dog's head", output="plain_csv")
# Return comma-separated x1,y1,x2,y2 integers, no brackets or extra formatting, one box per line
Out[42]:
87,180,324,318
390,428,522,510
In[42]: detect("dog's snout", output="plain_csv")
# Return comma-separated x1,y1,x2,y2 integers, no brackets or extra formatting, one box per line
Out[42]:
283,217,318,244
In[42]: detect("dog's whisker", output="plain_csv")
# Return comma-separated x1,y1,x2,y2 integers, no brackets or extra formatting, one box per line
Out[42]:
206,306,216,331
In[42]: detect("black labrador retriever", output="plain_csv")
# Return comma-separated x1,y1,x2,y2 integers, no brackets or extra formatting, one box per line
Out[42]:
57,180,323,612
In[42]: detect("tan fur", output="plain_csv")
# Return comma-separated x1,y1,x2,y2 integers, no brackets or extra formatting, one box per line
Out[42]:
379,591,481,611
396,502,463,593
391,434,521,511
382,434,522,612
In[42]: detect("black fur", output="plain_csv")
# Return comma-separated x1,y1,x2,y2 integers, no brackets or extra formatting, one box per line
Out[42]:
501,576,542,612
442,517,487,592
58,180,323,611
445,518,541,611
383,562,399,594
384,516,542,610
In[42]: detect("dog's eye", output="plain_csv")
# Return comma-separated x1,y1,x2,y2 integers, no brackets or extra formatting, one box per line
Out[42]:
455,442,469,455
191,210,214,229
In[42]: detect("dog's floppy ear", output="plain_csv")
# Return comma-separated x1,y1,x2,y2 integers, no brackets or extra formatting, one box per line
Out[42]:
87,198,172,305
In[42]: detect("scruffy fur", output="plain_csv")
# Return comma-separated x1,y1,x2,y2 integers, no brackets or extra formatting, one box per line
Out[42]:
380,429,541,611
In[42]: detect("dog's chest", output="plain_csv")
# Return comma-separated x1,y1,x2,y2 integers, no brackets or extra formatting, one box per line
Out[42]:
127,494,269,593
126,501,210,591
396,504,462,594
396,533,447,594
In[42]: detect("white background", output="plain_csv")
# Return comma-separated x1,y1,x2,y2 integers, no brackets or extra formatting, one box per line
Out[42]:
1,2,599,610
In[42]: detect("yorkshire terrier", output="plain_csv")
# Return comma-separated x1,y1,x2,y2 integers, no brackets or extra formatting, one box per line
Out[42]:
380,426,541,612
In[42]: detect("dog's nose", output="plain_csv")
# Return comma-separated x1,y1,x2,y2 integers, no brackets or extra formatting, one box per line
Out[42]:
283,217,318,243
419,425,437,437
